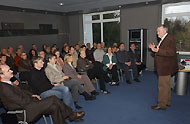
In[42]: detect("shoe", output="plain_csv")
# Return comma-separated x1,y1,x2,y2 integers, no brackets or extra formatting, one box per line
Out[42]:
109,82,117,86
100,90,110,94
151,106,166,110
75,103,83,110
91,91,99,96
85,95,96,100
74,118,84,122
69,111,85,122
134,78,140,82
126,80,132,84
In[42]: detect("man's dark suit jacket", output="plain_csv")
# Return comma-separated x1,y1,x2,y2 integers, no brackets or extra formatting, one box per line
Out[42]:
155,35,178,76
77,57,94,72
0,82,72,124
128,49,141,63
116,50,131,67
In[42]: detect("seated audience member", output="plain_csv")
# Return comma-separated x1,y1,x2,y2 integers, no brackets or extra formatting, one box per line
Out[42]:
42,44,47,52
101,42,107,52
51,45,57,54
52,44,57,50
17,45,24,52
18,52,32,81
62,45,69,58
45,46,51,54
7,47,16,72
103,46,119,85
1,48,15,73
93,43,105,63
45,54,95,109
14,48,22,72
75,44,80,55
93,43,112,88
116,43,140,84
54,50,64,69
29,56,76,110
77,51,99,95
7,46,16,58
69,46,78,68
38,50,48,68
63,54,97,98
0,65,85,124
0,54,6,65
112,45,119,54
0,54,20,84
128,43,146,74
86,43,95,62
91,42,97,52
113,43,118,47
77,51,94,73
80,45,86,52
29,49,37,60
32,44,38,52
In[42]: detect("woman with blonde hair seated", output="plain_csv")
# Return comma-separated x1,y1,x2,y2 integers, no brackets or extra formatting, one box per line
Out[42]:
63,54,99,96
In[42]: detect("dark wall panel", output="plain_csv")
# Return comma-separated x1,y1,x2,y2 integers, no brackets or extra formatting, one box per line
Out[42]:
0,10,69,51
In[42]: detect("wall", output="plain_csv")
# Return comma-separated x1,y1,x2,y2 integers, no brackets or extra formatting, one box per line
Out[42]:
0,10,69,52
68,14,84,45
120,3,162,71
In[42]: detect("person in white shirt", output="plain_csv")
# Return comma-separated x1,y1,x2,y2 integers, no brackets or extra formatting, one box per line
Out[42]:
93,43,105,63
102,46,119,85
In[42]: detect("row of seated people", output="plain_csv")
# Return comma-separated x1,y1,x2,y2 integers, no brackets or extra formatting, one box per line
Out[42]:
86,42,146,84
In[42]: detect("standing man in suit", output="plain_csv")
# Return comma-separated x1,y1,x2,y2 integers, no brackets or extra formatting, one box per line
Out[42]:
149,25,178,110
0,65,85,124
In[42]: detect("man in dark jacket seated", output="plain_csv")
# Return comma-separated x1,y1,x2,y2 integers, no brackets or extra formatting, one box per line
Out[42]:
128,43,146,74
0,65,85,124
116,43,140,84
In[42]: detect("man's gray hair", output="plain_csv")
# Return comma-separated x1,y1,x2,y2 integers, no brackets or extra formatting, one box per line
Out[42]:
159,25,168,32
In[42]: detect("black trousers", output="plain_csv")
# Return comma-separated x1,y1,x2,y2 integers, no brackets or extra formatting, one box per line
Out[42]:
87,61,111,90
106,65,119,82
119,63,138,81
137,63,146,74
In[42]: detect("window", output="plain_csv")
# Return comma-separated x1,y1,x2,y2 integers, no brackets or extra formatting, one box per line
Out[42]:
83,10,120,46
162,2,190,52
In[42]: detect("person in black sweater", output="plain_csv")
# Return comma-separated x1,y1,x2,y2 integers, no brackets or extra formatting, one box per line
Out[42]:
29,56,76,110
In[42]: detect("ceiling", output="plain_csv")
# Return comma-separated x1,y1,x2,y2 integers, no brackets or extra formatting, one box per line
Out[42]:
0,0,158,13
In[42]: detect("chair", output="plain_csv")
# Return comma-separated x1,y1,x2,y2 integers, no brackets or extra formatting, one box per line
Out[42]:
129,69,134,79
6,109,53,124
118,67,134,81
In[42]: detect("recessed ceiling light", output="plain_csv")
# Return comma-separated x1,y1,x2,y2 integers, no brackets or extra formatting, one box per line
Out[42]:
59,2,64,6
